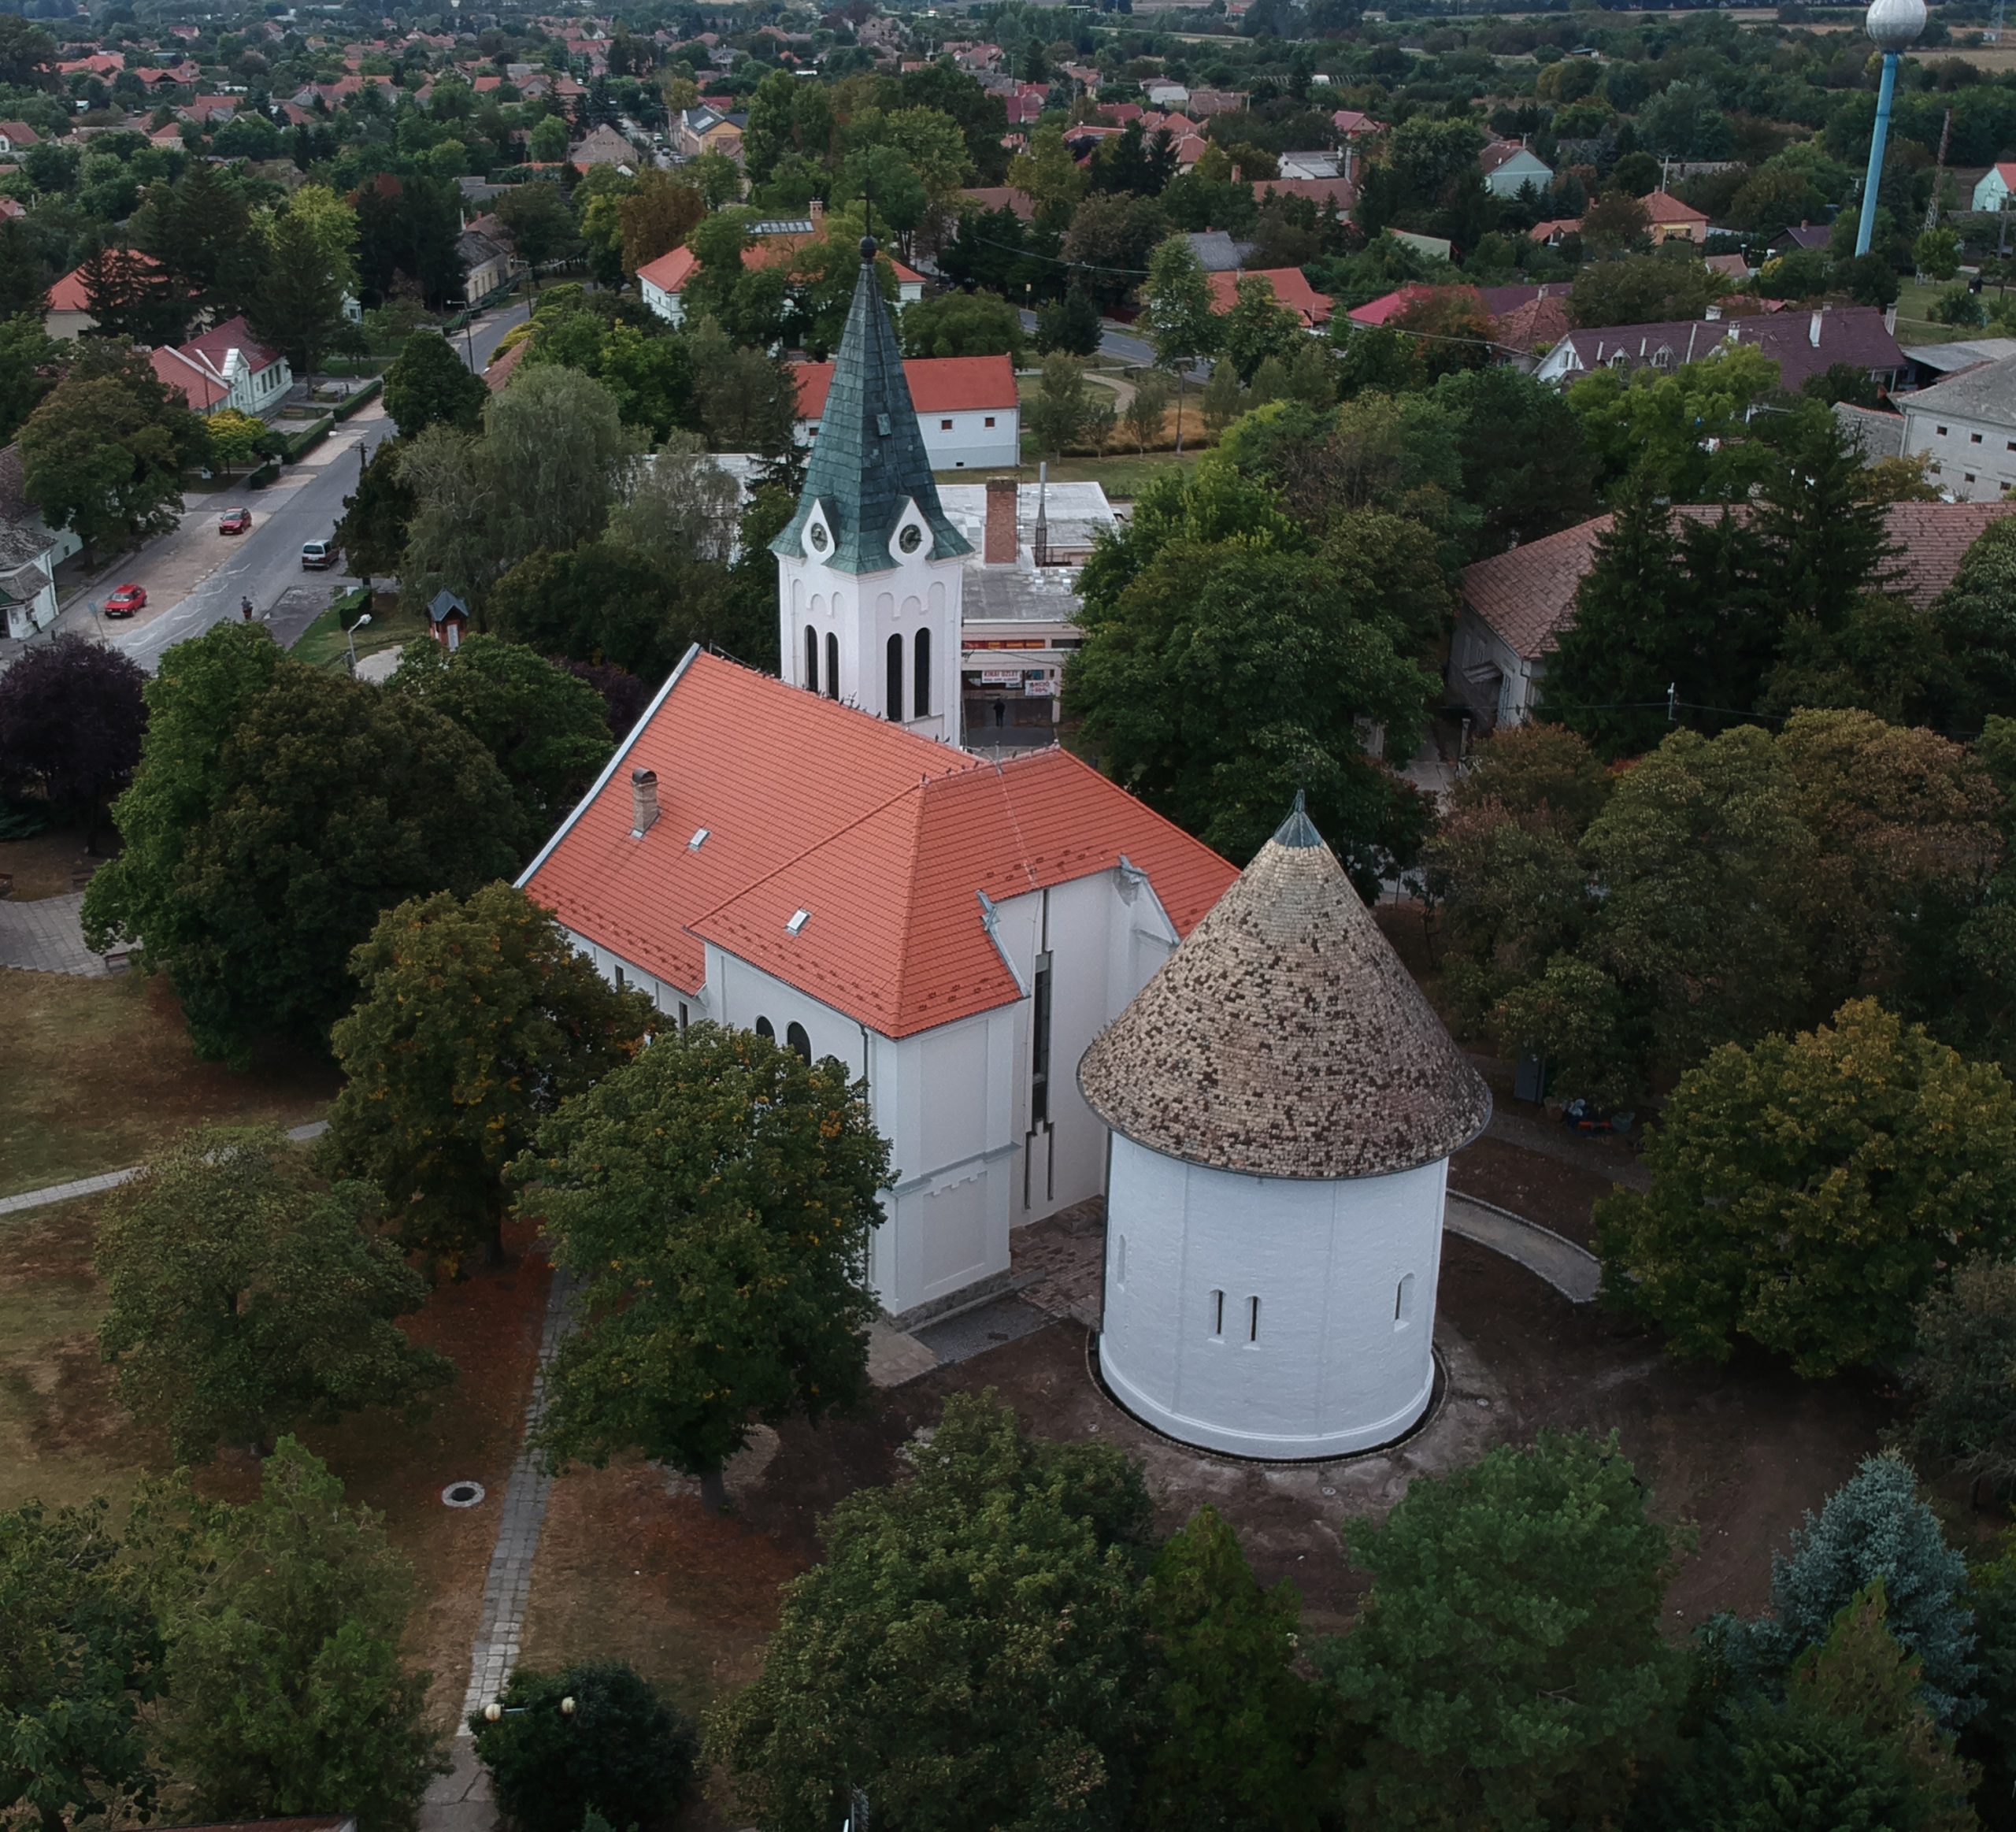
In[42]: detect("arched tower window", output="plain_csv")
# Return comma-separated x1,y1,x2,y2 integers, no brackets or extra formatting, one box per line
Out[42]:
885,632,904,722
825,632,839,700
785,1022,811,1062
754,1016,774,1040
914,626,932,718
803,625,818,693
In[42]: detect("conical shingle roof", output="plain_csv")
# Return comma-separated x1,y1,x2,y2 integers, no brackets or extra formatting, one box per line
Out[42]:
1079,800,1492,1180
771,237,970,576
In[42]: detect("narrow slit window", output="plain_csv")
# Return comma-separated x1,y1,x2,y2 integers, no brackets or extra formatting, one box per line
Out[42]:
1247,1296,1260,1343
825,632,839,699
1210,1289,1224,1338
914,626,932,718
1395,1273,1416,1328
1115,1234,1126,1285
803,625,818,693
885,632,903,722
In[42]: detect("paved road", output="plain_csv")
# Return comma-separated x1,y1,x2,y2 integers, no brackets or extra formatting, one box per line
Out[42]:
458,295,532,374
106,411,388,673
1016,310,1199,375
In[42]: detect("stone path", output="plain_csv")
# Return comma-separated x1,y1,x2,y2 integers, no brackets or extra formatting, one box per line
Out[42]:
0,892,113,976
0,1120,330,1217
1485,1107,1651,1193
458,1266,577,1725
1443,1194,1603,1303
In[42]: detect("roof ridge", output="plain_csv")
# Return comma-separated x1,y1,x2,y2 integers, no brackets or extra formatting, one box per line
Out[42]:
687,772,932,931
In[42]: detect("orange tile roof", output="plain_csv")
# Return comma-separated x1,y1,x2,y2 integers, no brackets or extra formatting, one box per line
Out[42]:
1206,266,1333,327
521,651,1236,1038
1642,189,1710,226
636,238,924,295
795,354,1016,421
47,250,169,313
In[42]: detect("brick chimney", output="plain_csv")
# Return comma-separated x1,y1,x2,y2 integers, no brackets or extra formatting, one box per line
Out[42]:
808,197,824,225
1809,309,1823,350
630,766,660,837
984,477,1018,564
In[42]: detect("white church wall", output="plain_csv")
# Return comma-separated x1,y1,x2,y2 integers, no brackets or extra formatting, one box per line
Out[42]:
563,927,711,1029
1099,1137,1449,1459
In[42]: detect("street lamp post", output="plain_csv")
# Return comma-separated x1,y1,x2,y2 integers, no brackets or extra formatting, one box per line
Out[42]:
1855,0,1928,258
346,610,372,675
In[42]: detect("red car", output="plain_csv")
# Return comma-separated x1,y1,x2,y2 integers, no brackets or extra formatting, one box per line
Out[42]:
103,584,146,617
217,507,250,535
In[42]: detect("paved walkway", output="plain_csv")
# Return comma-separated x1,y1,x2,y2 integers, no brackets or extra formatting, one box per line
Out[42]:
458,1266,578,1726
0,892,112,976
0,1120,329,1216
1443,1194,1603,1303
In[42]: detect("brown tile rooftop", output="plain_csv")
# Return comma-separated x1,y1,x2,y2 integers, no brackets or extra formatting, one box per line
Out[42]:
1078,800,1492,1181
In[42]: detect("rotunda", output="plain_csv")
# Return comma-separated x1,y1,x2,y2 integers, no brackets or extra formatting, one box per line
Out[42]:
1079,796,1492,1459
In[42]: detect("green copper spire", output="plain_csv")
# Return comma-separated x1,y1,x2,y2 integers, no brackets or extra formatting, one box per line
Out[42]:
771,239,971,575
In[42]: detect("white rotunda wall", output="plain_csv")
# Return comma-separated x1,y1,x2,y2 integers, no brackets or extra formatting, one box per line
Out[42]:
1098,1134,1447,1459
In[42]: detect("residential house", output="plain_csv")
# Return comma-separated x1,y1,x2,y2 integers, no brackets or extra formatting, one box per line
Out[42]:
0,443,65,641
1899,351,2016,500
1480,139,1553,199
1534,306,1909,395
1208,266,1333,328
150,317,292,417
1529,216,1582,246
1450,499,2011,729
670,105,744,161
0,121,39,154
1185,230,1255,273
1902,336,2016,386
458,215,520,305
569,124,638,171
958,185,1036,222
1251,174,1357,213
1768,221,1833,258
1642,189,1710,244
1974,161,2016,211
637,213,924,327
794,354,1017,471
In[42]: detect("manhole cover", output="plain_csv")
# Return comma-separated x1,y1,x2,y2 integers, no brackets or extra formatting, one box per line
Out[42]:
442,1482,486,1508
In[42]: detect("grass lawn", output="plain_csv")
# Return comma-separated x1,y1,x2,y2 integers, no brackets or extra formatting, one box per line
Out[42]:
291,590,427,673
0,1183,552,1731
0,967,336,1198
1892,276,1988,345
0,820,94,900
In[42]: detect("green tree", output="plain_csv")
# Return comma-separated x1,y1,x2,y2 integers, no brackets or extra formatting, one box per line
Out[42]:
1933,515,2016,726
79,243,192,346
20,343,207,563
248,209,350,379
1217,274,1303,384
383,328,487,436
709,1391,1155,1832
387,636,613,838
1136,1507,1330,1831
135,1439,445,1832
205,406,267,474
686,318,798,455
82,626,523,1062
1140,235,1217,451
1431,363,1596,554
335,437,417,590
1907,1257,2016,1495
0,313,54,449
1034,283,1101,357
899,288,1026,361
1067,470,1436,880
485,539,727,681
1597,1001,2016,1378
0,1498,160,1832
1569,254,1727,328
528,114,569,164
95,1125,451,1462
523,1022,891,1511
1917,228,1962,282
1317,1431,1685,1832
496,181,580,284
321,884,654,1266
1123,368,1172,454
1026,350,1110,456
469,1662,699,1832
1677,1584,1978,1832
1730,1454,1979,1731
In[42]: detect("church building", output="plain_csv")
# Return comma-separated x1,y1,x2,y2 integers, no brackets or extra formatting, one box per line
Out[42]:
519,239,1237,1324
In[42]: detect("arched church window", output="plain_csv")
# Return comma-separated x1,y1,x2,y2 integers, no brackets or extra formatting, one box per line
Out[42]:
804,625,818,694
825,632,839,700
754,1016,774,1040
914,627,932,718
785,1022,811,1062
886,633,904,722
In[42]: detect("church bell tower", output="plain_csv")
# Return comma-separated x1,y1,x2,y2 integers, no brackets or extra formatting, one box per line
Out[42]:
771,236,969,744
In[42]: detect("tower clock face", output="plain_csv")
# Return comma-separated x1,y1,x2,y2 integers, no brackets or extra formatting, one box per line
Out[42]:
809,522,829,552
899,524,923,553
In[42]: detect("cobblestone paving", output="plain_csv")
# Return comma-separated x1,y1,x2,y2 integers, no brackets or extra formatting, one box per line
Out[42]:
458,1266,576,1726
0,892,111,975
1014,1199,1108,1329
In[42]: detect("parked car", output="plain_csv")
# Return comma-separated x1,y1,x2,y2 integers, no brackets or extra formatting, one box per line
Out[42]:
300,540,335,571
103,584,146,617
217,507,251,535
